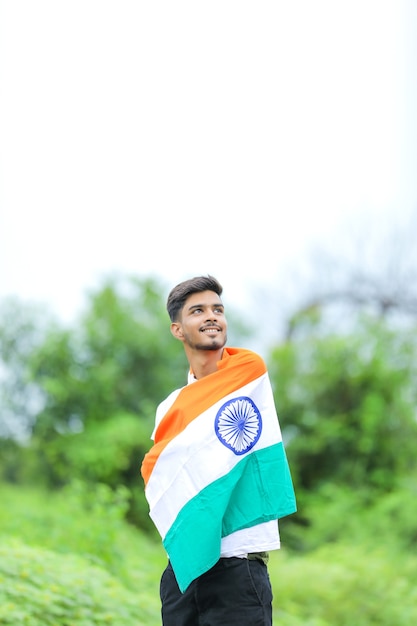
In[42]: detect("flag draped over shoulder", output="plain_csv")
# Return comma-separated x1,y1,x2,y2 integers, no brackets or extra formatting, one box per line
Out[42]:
141,347,296,592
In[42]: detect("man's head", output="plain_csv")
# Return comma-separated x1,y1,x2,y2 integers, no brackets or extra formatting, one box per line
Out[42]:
167,275,227,353
167,275,223,322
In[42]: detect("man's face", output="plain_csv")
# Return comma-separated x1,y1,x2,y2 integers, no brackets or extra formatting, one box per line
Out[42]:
171,290,227,351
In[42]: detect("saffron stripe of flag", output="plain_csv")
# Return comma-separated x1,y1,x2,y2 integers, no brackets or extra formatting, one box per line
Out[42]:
141,348,267,485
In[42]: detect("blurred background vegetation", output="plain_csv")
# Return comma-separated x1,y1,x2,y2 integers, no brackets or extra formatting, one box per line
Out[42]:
1,257,417,625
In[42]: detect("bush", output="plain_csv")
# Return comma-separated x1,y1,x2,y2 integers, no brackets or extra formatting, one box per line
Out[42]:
285,481,417,554
269,544,417,626
3,482,416,625
269,320,417,494
0,539,158,626
0,481,164,590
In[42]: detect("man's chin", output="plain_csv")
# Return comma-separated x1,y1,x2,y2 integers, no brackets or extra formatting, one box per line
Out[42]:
197,338,226,351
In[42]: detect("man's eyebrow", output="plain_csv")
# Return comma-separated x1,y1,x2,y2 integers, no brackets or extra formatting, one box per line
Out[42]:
187,302,224,312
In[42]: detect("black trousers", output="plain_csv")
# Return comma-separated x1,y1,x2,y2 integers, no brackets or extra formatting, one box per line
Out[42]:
160,557,273,626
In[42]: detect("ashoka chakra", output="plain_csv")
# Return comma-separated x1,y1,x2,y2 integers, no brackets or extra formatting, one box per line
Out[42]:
214,396,262,455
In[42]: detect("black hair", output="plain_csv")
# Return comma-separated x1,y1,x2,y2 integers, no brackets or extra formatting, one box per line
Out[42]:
166,275,223,322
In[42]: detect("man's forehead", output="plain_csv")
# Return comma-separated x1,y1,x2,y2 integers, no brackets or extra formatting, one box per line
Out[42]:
185,291,223,307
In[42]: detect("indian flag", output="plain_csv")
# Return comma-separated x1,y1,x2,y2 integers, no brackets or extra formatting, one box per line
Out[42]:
141,347,296,592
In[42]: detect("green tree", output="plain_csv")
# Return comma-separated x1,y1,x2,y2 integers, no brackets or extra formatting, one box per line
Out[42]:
0,298,55,441
21,275,189,501
1,273,250,525
269,316,417,495
29,275,186,440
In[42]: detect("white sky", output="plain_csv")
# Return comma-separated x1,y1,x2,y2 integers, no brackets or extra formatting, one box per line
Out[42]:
1,1,416,326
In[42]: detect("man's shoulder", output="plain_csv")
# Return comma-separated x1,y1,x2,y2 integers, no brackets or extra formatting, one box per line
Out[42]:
157,387,184,414
152,387,185,439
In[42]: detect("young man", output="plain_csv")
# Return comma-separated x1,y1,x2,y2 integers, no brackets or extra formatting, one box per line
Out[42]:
141,275,296,626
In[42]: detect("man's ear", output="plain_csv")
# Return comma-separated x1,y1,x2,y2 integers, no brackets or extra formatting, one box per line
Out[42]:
170,322,184,341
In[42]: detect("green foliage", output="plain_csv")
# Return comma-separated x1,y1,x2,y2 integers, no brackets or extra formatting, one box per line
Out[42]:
269,318,417,495
0,481,163,587
0,438,43,485
36,413,153,527
270,545,417,626
0,274,252,525
0,297,55,440
2,482,417,626
0,482,166,626
39,413,149,486
281,480,417,554
0,482,165,624
0,275,188,495
29,275,187,441
0,539,158,626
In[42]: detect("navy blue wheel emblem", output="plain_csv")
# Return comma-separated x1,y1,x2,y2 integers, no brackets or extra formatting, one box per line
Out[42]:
215,396,262,455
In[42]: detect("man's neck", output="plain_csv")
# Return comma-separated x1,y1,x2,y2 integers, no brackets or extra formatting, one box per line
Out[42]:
186,347,224,380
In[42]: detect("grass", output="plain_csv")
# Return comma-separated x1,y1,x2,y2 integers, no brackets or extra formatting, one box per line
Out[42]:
1,481,417,625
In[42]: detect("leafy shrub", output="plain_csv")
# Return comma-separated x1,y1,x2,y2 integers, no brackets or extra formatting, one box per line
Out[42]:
38,414,153,528
2,482,417,626
0,481,164,589
269,320,417,494
269,544,417,626
0,539,159,626
40,413,151,484
278,478,417,557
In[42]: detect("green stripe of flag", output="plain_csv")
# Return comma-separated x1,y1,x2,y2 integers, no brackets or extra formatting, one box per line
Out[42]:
163,442,296,592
